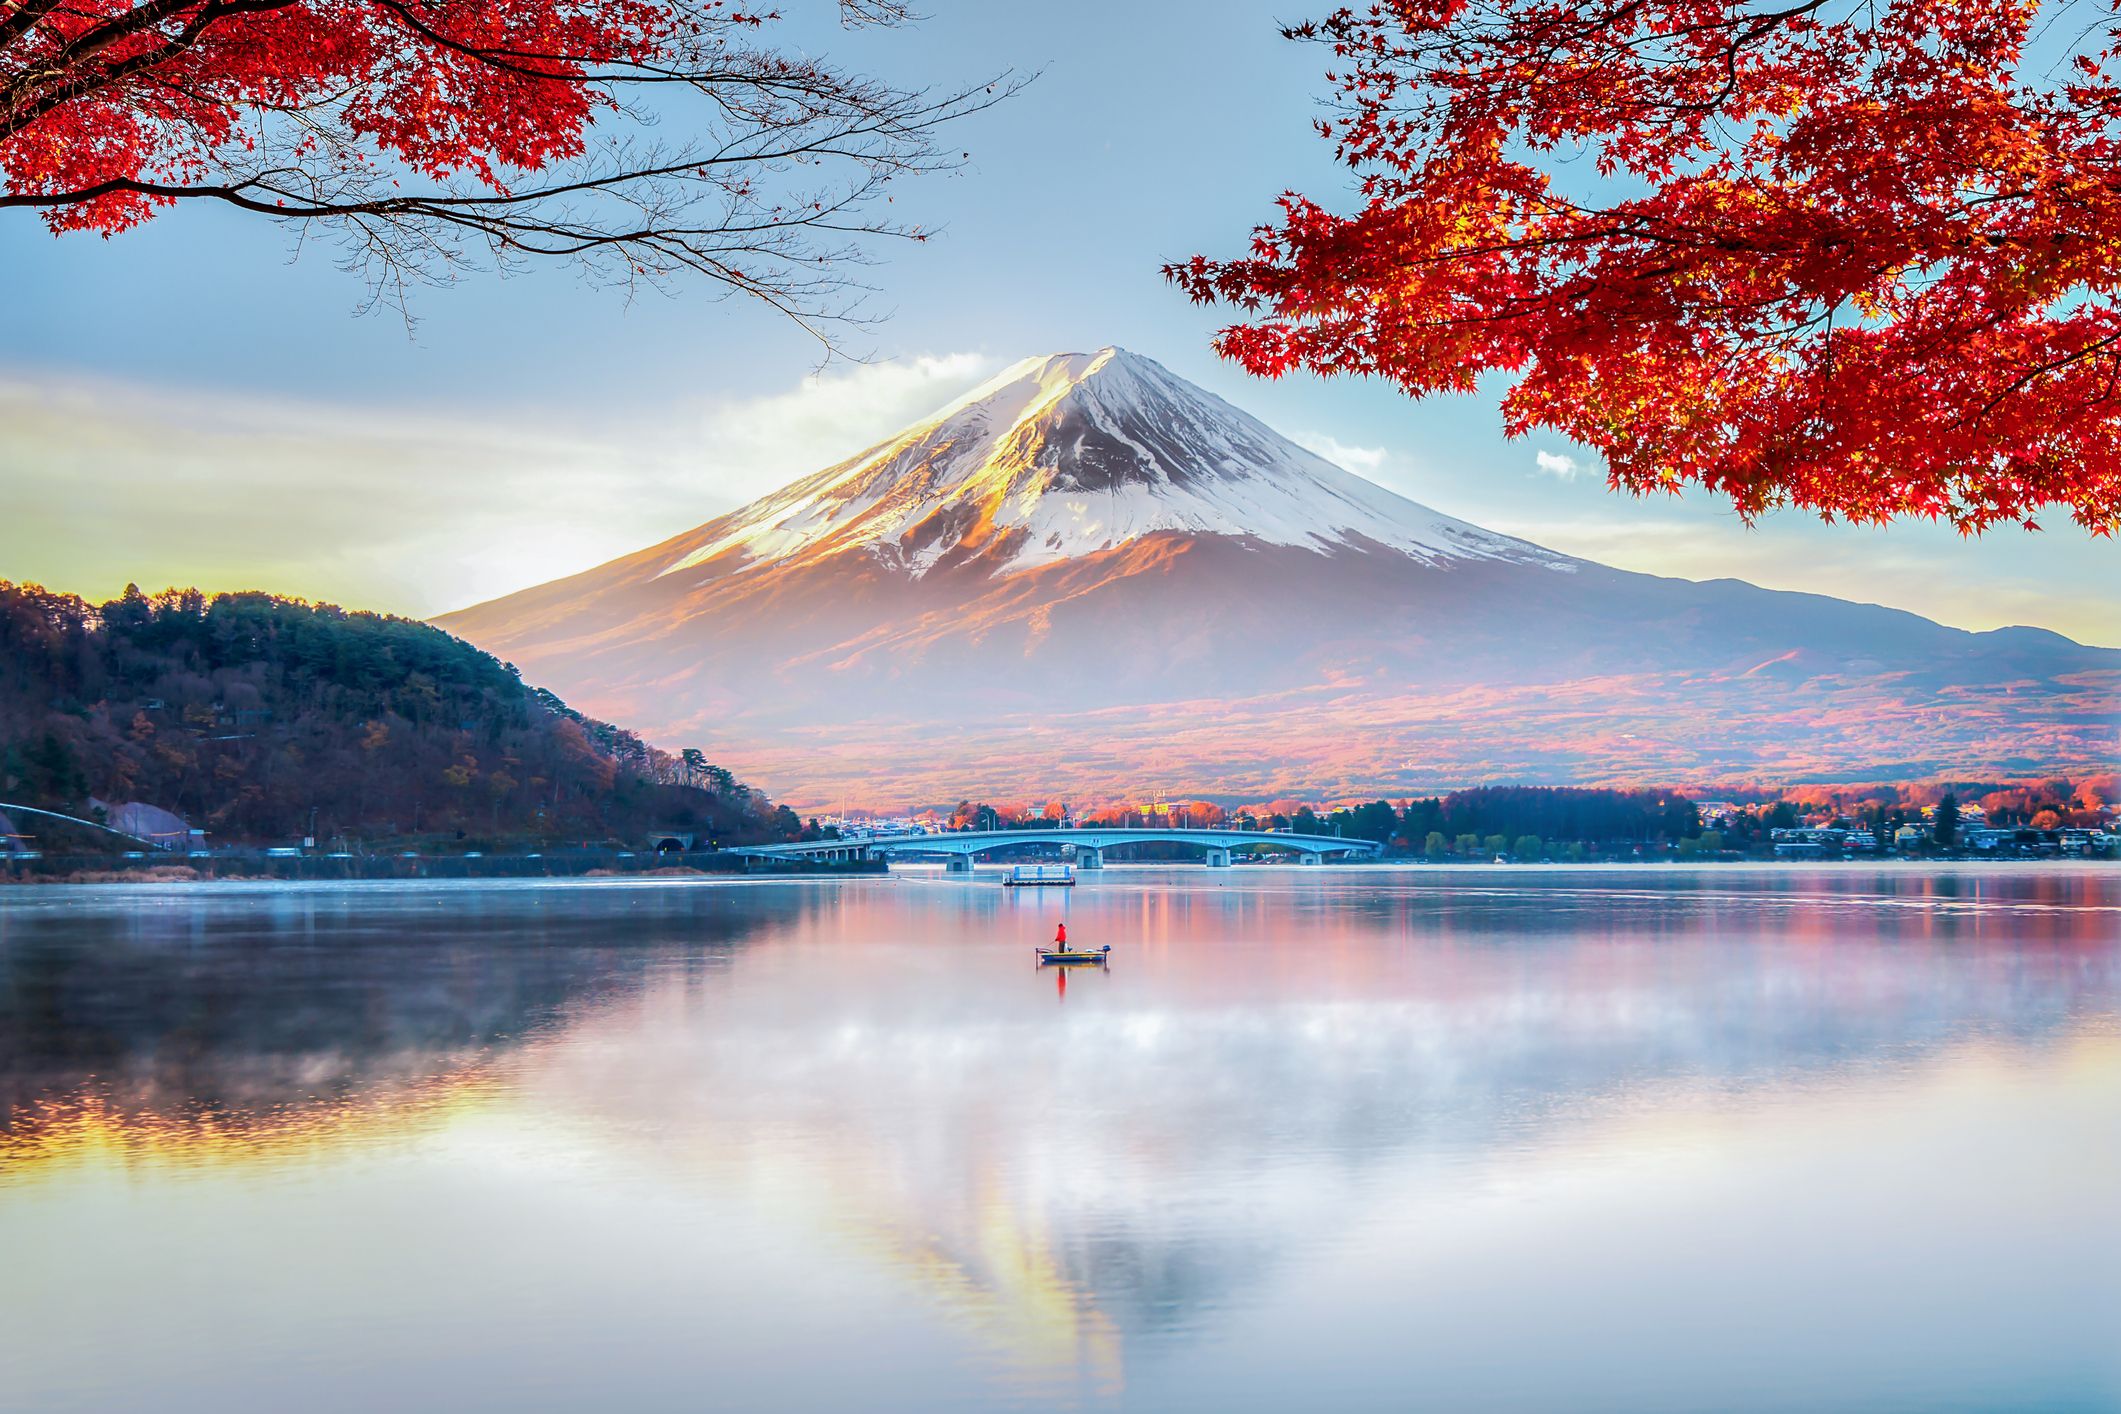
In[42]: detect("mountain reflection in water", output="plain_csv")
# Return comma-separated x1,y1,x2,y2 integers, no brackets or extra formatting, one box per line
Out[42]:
1,868,2117,1414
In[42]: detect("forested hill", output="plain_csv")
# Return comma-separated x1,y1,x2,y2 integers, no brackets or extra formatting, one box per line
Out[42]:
0,583,803,849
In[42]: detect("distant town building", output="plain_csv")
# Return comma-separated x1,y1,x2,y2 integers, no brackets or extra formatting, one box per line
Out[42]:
1771,826,1860,856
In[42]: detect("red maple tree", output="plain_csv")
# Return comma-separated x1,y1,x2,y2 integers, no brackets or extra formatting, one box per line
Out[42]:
1168,1,2121,533
2,0,1014,329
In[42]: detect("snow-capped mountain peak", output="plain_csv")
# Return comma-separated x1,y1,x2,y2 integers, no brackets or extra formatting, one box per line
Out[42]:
438,344,2116,805
658,347,1567,581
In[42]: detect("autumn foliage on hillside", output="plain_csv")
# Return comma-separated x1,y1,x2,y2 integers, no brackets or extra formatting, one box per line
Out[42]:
1170,0,2121,533
0,582,796,847
1767,774,2117,826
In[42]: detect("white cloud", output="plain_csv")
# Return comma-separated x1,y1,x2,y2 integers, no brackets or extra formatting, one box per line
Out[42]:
1291,431,1391,476
1287,430,1467,510
1534,449,1584,480
0,352,997,619
687,352,997,503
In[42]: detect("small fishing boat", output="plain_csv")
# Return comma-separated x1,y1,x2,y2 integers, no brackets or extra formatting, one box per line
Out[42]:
1005,863,1076,887
1036,944,1110,966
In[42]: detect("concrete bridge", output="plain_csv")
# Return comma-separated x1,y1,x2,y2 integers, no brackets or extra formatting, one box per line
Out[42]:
0,801,176,853
732,826,1382,870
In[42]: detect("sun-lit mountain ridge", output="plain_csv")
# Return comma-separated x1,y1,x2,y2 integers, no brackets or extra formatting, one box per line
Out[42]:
437,348,2119,806
650,347,1569,584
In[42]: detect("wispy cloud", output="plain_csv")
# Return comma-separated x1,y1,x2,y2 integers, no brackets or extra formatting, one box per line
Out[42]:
1291,431,1392,476
0,353,996,618
1534,449,1585,480
684,352,997,504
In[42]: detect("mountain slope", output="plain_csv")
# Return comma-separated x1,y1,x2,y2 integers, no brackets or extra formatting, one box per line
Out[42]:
654,350,1565,580
0,582,798,846
439,348,2120,805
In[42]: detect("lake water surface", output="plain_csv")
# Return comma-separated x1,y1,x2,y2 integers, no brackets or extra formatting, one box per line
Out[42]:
2,865,2118,1412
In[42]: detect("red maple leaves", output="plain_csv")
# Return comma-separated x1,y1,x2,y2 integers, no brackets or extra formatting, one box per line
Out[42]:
1169,0,2121,533
2,0,1010,327
5,0,652,230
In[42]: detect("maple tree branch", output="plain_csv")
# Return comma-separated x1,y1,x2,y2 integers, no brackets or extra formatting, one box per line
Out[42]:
34,0,230,73
0,0,62,55
1947,330,2121,433
0,142,939,341
2,0,295,136
1,0,1024,341
1179,1,2121,533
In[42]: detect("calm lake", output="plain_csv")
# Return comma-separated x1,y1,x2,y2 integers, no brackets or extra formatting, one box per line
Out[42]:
1,866,2117,1413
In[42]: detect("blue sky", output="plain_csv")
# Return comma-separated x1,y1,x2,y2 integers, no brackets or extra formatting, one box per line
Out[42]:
1,0,2112,643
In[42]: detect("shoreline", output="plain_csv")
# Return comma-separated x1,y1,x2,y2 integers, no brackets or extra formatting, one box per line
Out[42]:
2,854,2107,888
0,852,887,886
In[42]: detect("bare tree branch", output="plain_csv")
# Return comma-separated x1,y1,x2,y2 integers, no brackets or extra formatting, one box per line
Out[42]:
1,0,1025,344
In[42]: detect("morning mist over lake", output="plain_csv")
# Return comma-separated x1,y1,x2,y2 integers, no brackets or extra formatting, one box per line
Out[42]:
2,2,2117,1411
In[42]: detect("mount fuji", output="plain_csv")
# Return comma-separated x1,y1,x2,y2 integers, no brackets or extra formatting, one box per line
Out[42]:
438,348,2118,806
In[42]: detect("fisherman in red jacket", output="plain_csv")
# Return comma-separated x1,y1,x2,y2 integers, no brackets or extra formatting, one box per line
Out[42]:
1054,921,1068,946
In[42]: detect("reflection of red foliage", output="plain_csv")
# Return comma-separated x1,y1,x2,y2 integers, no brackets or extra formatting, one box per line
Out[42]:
1171,2,2121,532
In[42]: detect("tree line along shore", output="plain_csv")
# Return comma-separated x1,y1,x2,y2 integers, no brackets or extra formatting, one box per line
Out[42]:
5,582,2111,875
0,583,824,861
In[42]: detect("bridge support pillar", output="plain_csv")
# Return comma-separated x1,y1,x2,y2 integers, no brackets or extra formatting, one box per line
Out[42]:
945,854,974,873
1205,848,1232,868
1077,847,1103,870
1299,852,1323,866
